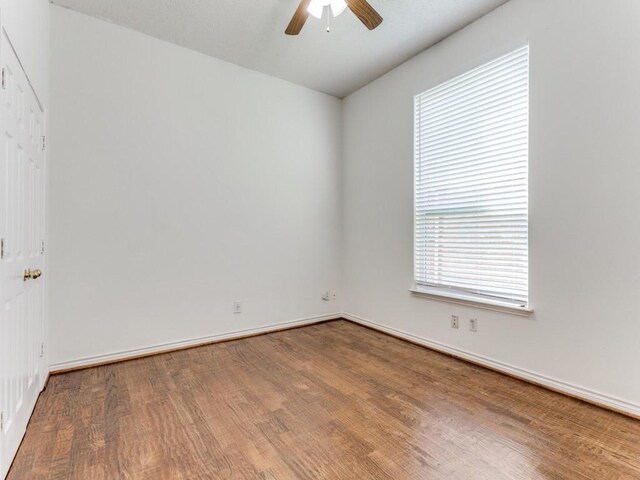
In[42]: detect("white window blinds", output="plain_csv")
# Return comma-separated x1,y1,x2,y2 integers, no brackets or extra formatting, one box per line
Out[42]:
414,46,529,307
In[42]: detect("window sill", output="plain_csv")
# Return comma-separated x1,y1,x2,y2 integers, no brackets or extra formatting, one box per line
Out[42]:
409,285,533,316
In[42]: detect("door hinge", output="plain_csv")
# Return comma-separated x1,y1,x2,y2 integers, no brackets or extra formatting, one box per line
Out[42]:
1,238,4,259
0,411,4,431
1,68,5,90
40,342,44,358
41,136,46,151
41,240,45,254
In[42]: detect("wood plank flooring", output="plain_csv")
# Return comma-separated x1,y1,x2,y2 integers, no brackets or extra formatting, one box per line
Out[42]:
8,320,640,479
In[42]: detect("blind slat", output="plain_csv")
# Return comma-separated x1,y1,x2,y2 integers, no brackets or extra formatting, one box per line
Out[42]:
414,46,529,306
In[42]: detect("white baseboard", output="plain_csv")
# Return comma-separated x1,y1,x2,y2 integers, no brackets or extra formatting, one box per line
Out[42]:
49,313,341,373
342,312,640,419
48,311,640,419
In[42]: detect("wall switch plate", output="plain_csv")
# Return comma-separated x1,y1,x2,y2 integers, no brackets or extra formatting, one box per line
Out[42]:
451,315,459,329
470,318,478,332
233,302,242,314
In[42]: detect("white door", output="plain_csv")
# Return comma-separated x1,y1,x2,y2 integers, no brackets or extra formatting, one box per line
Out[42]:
0,30,46,480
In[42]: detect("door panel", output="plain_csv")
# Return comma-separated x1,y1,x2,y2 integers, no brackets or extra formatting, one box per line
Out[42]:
0,30,46,479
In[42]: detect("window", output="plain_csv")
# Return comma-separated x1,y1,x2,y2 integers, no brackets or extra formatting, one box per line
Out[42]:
414,46,529,308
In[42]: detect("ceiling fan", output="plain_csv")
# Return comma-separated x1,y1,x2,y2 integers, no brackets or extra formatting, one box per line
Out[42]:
285,0,383,35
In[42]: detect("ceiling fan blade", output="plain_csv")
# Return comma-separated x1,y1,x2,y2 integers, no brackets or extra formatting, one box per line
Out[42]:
285,0,312,35
345,0,383,30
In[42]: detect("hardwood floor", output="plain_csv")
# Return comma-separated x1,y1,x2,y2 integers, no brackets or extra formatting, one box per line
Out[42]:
8,320,640,479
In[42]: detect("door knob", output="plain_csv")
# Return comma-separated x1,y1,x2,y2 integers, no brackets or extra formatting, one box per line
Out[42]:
23,269,42,281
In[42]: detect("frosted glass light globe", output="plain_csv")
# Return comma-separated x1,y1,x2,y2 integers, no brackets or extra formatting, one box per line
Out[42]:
307,0,348,19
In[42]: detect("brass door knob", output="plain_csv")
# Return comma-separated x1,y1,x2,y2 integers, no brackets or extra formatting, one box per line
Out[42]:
23,269,43,281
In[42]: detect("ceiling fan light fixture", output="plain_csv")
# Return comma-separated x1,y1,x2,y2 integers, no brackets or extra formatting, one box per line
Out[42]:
306,0,324,19
307,0,348,19
286,0,382,36
330,0,348,17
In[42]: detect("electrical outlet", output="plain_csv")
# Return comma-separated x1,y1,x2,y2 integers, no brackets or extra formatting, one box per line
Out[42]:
469,318,478,332
451,315,459,329
321,292,330,301
233,302,242,314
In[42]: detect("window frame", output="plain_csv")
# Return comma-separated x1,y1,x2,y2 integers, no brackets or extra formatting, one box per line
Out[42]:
411,46,532,315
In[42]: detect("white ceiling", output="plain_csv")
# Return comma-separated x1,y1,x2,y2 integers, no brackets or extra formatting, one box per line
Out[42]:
51,0,508,98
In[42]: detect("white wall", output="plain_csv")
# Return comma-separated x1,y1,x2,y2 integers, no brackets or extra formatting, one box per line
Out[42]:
49,6,342,367
342,0,640,413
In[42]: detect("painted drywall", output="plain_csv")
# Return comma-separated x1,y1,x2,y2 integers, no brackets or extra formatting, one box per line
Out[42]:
342,0,640,410
49,6,342,366
50,0,509,98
